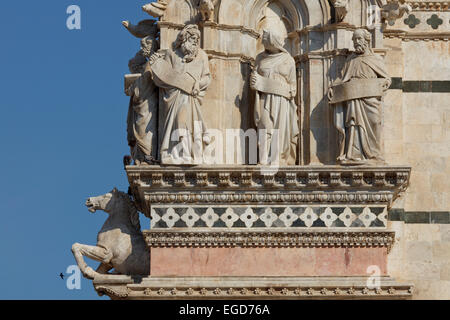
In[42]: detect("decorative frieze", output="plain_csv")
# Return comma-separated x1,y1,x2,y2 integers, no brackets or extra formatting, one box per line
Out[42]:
127,166,410,190
150,205,388,229
384,31,450,41
93,276,413,300
407,1,449,12
144,191,395,205
127,166,410,220
143,229,395,251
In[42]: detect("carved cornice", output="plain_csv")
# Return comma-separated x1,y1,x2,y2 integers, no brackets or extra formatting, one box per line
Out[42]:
144,229,396,252
134,285,412,299
127,166,410,191
204,49,255,64
93,276,414,300
407,1,450,11
144,191,395,204
295,49,350,62
157,21,185,30
295,23,358,36
158,21,260,39
128,166,410,216
95,286,130,298
384,30,450,41
202,21,261,38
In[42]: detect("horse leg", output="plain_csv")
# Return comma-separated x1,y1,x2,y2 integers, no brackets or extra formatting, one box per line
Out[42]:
71,243,112,279
96,263,113,274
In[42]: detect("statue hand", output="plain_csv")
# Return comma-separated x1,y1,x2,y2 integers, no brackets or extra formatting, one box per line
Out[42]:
125,85,133,97
191,81,200,97
149,52,162,65
250,72,259,90
327,87,334,101
289,89,296,100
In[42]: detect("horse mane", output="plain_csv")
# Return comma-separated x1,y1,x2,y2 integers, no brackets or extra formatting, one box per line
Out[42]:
116,190,141,232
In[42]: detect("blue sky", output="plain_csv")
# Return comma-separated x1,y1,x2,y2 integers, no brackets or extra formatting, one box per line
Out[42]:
0,1,156,299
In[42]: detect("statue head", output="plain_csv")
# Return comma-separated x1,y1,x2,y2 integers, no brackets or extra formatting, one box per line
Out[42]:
352,29,372,54
261,29,287,54
174,24,201,62
140,35,158,58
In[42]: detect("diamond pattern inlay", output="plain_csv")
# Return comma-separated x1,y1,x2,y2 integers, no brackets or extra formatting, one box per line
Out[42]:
150,205,388,229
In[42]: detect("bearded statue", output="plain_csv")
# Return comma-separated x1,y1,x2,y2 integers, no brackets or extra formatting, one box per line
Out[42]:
328,29,391,165
148,24,212,165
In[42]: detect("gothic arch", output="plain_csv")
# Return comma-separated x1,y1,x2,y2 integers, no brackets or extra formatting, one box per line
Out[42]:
239,0,331,31
165,0,199,24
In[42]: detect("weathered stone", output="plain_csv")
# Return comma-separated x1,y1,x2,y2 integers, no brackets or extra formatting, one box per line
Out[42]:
405,241,433,262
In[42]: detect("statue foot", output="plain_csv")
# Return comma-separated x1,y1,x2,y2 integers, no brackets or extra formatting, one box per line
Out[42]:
144,155,160,165
338,158,367,166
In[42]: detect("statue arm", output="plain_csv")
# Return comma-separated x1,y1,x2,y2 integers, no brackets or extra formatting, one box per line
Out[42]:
288,59,297,99
199,53,212,91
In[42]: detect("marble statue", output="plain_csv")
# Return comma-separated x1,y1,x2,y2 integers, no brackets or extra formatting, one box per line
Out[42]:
250,29,299,166
125,30,160,165
142,0,168,18
149,24,212,165
127,37,155,74
199,0,218,22
380,1,412,26
328,29,391,165
330,0,349,22
122,19,158,39
72,188,150,279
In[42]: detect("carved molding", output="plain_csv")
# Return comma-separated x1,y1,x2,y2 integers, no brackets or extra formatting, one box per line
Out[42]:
294,49,350,62
158,21,260,38
133,285,412,298
95,286,130,298
204,49,255,64
144,191,396,204
128,166,410,218
384,30,450,41
93,276,414,300
143,229,396,252
407,1,450,11
127,166,410,190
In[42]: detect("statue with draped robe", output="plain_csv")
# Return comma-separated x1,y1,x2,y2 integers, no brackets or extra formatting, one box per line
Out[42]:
149,24,211,165
328,29,391,165
250,29,299,166
125,36,159,165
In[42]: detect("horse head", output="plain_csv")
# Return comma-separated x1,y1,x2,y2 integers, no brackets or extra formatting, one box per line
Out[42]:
85,188,141,232
85,188,121,214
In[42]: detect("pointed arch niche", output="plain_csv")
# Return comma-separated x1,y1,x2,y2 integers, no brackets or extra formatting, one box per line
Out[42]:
214,0,341,165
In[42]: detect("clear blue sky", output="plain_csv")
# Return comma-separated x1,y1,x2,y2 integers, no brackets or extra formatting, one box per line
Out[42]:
0,1,155,299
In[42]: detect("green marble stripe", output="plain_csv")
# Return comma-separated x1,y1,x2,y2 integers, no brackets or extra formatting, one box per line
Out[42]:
388,209,450,224
389,78,450,92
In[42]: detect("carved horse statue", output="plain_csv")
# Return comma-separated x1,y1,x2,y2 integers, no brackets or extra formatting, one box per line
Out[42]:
72,188,150,279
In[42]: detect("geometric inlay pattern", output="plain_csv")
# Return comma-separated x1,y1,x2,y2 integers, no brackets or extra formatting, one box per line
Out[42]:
150,205,388,229
404,14,420,28
426,14,443,29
